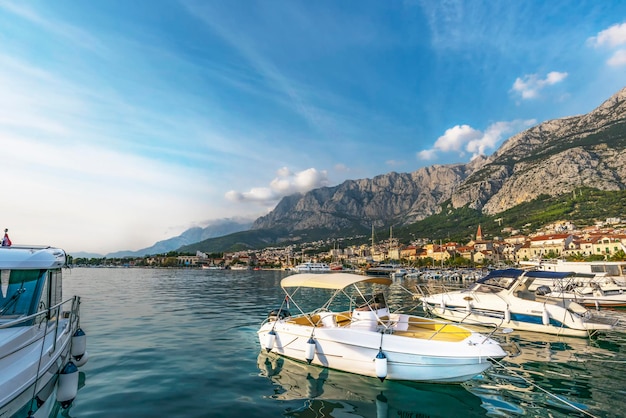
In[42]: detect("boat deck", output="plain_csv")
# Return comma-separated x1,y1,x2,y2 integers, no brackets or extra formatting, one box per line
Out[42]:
286,312,470,342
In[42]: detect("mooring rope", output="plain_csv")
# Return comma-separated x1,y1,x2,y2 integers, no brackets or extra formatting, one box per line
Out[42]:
489,356,599,418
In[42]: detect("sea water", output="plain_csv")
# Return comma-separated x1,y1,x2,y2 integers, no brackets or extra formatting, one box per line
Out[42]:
54,268,626,418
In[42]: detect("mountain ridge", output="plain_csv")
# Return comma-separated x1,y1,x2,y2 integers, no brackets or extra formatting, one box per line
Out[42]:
251,86,626,235
80,87,626,257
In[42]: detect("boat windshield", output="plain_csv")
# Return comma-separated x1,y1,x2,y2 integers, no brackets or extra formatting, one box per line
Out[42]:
471,275,516,292
355,292,387,310
0,269,45,320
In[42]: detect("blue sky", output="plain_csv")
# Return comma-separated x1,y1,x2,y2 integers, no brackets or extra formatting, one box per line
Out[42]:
1,1,625,254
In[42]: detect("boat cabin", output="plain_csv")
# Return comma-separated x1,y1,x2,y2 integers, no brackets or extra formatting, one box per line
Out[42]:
0,267,63,324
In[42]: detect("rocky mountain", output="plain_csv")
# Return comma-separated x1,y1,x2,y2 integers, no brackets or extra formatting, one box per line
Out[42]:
252,87,626,234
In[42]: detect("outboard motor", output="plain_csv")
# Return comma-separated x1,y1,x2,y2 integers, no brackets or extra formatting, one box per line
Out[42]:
268,308,291,321
535,285,551,296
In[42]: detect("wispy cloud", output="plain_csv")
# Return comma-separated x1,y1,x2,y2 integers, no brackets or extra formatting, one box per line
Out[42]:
607,49,626,67
225,167,329,205
511,72,568,100
418,119,536,161
0,1,108,55
588,22,626,67
588,22,626,48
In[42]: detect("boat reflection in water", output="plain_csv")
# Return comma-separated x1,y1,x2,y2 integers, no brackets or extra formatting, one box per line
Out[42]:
464,328,622,417
257,351,491,418
258,324,624,418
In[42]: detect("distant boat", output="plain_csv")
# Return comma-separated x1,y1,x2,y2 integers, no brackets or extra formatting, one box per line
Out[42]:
329,262,343,271
365,263,401,277
293,262,331,273
230,265,250,271
202,265,224,270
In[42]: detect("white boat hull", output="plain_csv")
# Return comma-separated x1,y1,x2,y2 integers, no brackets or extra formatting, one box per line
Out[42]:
0,318,77,417
419,269,617,337
258,315,505,383
422,303,601,337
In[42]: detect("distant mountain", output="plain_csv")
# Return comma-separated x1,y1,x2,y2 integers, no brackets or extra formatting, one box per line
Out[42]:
70,219,253,259
251,87,626,234
181,87,626,254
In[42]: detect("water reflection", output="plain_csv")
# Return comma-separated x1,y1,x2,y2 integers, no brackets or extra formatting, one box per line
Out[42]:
257,351,489,418
464,329,626,417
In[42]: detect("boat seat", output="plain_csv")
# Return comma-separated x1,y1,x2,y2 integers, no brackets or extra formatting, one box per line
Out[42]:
514,290,535,301
320,313,337,328
390,314,410,331
335,312,352,327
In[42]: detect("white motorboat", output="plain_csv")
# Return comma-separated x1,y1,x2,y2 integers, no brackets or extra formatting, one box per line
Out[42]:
545,279,626,309
417,269,617,337
292,262,331,273
520,259,626,285
258,273,507,383
365,263,401,277
519,260,626,308
0,245,88,417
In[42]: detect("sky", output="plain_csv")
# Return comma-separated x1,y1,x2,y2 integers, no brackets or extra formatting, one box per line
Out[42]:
1,1,625,255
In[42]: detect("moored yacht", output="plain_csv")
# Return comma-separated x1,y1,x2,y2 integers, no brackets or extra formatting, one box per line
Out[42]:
0,245,88,417
417,268,617,337
292,262,331,273
258,273,507,383
520,259,626,285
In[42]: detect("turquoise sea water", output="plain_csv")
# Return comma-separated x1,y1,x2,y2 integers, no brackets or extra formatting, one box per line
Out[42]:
54,268,626,418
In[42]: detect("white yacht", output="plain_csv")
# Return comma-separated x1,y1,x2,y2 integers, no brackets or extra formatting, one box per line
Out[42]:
417,268,617,337
259,273,507,383
0,245,88,417
520,259,626,284
292,262,331,273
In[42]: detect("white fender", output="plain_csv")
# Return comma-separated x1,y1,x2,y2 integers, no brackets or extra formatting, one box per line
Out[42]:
305,338,316,364
504,307,511,323
265,330,276,353
74,351,89,367
56,362,79,409
375,350,387,382
542,308,550,326
71,328,87,360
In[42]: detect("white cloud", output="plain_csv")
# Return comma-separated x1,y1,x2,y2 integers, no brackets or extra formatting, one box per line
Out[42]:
588,22,626,48
418,119,536,161
417,149,437,160
511,71,568,99
587,23,626,67
433,125,482,152
607,49,626,67
226,167,329,204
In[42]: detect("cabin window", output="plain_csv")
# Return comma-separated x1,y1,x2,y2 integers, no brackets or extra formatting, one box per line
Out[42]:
606,265,622,276
0,269,46,320
49,269,63,307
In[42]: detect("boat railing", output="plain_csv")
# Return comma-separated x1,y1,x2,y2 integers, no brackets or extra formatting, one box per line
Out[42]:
414,281,466,299
0,296,80,350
